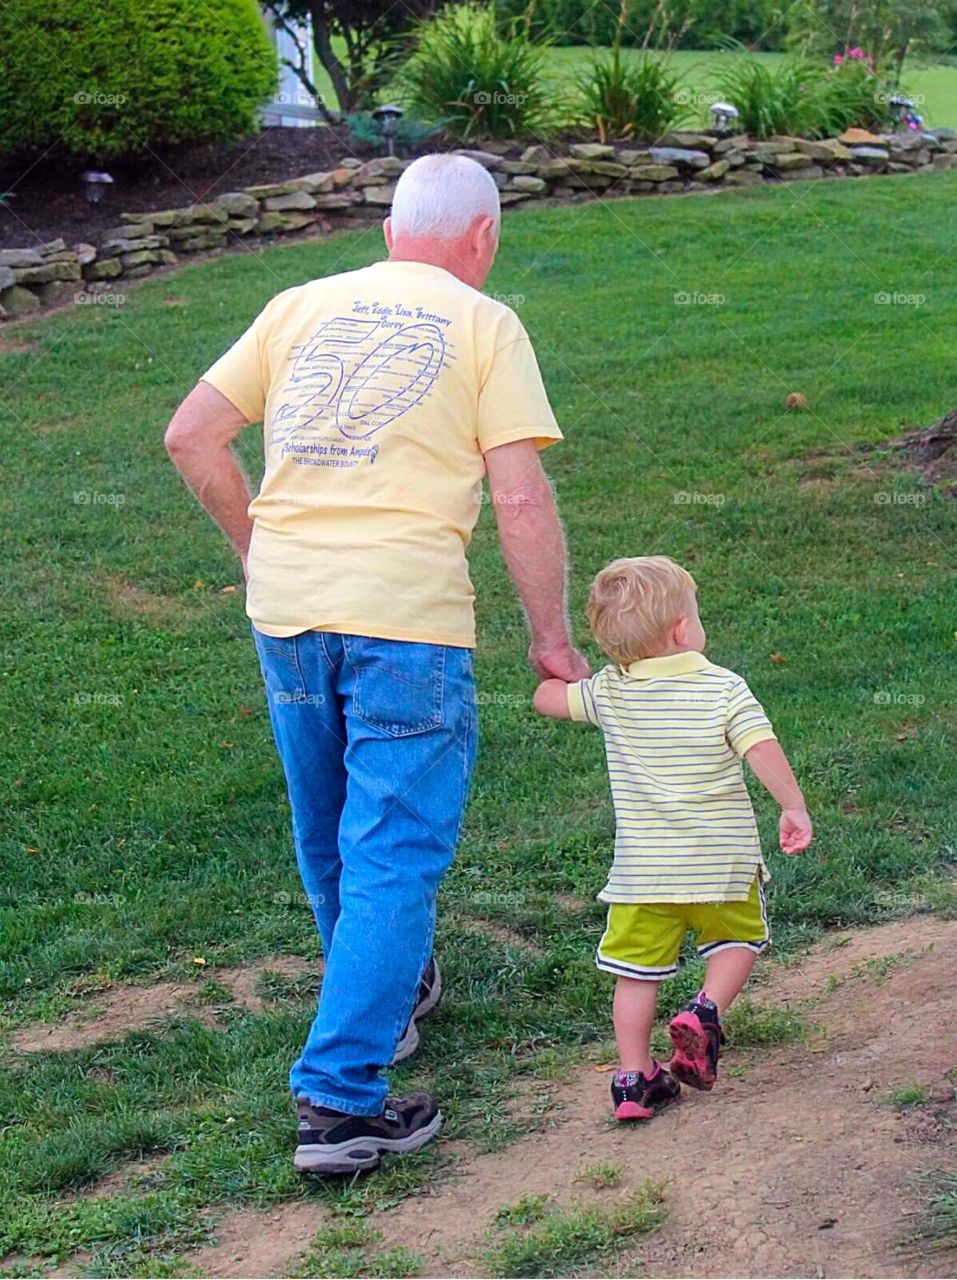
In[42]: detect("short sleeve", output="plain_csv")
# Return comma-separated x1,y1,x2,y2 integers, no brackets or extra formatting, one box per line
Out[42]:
567,673,602,727
202,308,271,423
477,309,563,453
726,677,776,756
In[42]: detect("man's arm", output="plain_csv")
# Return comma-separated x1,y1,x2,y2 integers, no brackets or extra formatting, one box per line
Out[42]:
484,438,589,681
164,381,254,574
744,738,813,855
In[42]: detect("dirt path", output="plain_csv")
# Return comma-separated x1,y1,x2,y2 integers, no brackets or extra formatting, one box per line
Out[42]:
192,915,956,1279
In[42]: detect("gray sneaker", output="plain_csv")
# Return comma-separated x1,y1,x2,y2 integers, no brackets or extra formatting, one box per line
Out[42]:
294,1092,441,1174
392,958,442,1064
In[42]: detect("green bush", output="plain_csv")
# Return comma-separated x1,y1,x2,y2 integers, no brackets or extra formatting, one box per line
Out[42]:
493,0,789,50
716,47,895,138
402,5,557,141
0,0,277,158
574,50,688,141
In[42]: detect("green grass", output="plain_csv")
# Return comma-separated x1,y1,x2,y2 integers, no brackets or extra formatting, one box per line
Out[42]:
575,1161,622,1189
496,1195,552,1226
1,169,956,1270
484,1183,666,1277
916,1172,957,1253
883,1082,932,1109
288,1222,422,1279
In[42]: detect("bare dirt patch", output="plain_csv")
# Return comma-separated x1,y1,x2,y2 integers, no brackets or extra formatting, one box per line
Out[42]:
9,954,317,1053
190,915,956,1280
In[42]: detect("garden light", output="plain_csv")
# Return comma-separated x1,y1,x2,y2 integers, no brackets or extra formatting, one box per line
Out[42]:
710,102,739,133
372,103,403,157
80,170,113,204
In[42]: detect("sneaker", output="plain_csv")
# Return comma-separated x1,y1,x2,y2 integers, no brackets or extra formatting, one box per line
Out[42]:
668,990,724,1091
611,1063,681,1121
294,1092,441,1174
392,958,442,1064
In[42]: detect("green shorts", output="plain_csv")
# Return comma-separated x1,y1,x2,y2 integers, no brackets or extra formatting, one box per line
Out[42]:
597,875,770,981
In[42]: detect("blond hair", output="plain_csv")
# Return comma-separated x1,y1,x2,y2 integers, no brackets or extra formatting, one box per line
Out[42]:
587,556,697,664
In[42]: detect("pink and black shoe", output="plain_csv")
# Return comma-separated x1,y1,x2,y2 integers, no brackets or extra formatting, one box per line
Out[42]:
611,1062,681,1122
668,990,724,1091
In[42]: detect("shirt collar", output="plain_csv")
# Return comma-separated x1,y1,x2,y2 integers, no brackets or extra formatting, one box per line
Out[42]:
621,651,711,680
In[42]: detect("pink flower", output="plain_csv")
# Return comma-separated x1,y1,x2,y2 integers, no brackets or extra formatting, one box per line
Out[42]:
834,53,843,64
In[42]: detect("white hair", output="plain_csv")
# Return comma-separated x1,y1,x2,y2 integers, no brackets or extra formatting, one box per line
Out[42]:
389,153,501,241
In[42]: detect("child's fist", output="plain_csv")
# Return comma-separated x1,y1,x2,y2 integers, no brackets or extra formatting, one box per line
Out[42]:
779,806,812,854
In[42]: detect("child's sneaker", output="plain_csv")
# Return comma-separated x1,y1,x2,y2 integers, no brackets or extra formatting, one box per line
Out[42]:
611,1062,681,1121
668,990,724,1091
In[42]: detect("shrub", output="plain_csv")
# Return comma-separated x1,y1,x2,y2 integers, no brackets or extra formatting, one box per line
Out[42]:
343,112,445,150
715,55,819,137
402,5,557,141
0,0,277,159
575,49,688,141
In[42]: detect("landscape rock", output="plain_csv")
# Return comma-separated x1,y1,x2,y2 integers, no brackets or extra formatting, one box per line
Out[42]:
0,248,43,268
331,168,357,188
650,146,711,169
509,174,547,193
313,193,358,210
13,261,81,284
38,238,67,255
724,169,763,186
500,159,539,175
185,203,230,224
140,209,190,228
699,158,730,181
290,172,335,194
453,150,503,170
255,211,317,234
618,149,653,165
851,146,889,164
244,181,300,198
631,164,679,182
120,249,168,268
0,285,41,316
35,280,69,304
932,152,957,170
84,257,123,280
793,138,852,163
361,185,396,206
227,216,259,235
712,134,749,154
660,132,715,150
778,164,824,181
102,235,168,253
0,265,14,289
214,192,260,217
770,152,814,170
577,159,629,177
840,127,883,145
499,191,533,206
263,190,316,211
520,144,551,165
569,143,616,159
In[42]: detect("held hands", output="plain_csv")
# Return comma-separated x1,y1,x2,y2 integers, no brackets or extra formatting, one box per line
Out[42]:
779,806,813,855
529,639,591,683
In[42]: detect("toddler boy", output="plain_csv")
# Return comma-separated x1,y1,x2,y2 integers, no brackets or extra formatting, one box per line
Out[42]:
534,556,812,1120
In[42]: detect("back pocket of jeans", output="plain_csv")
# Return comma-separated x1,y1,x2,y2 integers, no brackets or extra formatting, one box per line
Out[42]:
347,638,445,737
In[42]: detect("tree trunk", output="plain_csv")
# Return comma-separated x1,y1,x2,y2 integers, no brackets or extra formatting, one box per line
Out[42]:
308,0,352,116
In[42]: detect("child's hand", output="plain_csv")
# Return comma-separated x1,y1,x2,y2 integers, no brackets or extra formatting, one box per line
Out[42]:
779,806,812,854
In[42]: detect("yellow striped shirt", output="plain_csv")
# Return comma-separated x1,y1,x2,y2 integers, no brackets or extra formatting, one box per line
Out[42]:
568,651,776,904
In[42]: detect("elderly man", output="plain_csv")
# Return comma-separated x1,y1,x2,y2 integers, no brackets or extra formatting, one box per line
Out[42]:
165,154,588,1175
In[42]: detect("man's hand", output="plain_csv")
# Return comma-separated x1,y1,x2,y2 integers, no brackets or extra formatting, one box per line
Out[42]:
529,640,590,682
779,806,813,855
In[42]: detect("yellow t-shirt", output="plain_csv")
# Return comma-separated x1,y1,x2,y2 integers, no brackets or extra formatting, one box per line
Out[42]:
568,651,777,904
203,259,563,646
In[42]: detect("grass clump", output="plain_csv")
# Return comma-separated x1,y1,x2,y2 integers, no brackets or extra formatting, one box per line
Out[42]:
290,1221,422,1279
495,1194,551,1226
916,1172,957,1252
484,1181,666,1277
576,1160,622,1189
883,1082,931,1109
722,998,807,1047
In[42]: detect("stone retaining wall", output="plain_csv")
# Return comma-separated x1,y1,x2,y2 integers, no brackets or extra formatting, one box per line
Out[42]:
2,126,956,320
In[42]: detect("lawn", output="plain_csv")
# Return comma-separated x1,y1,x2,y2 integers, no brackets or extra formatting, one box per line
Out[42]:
1,170,956,1274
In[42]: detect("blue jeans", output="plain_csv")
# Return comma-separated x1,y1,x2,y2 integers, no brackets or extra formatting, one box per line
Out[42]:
252,628,477,1115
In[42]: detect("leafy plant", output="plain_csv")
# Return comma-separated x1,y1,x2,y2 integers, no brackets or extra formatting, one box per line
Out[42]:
401,5,557,141
575,48,687,141
883,1082,931,1108
495,1194,550,1226
715,53,821,138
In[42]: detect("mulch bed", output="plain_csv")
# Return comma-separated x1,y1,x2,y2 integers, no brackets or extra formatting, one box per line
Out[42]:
0,126,390,249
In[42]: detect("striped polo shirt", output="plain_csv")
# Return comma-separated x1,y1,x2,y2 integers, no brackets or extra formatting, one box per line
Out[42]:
567,651,776,904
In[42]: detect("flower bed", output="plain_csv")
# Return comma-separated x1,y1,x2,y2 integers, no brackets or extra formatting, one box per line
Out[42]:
2,126,955,320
